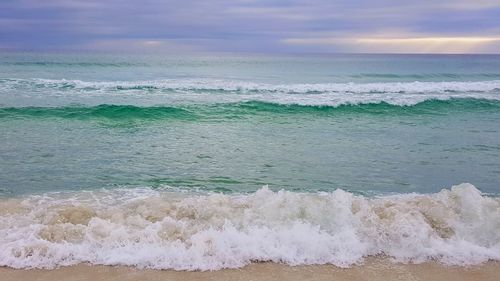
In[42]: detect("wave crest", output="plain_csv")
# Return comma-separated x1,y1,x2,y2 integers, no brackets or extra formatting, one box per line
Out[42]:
2,78,500,94
1,78,500,107
1,183,499,270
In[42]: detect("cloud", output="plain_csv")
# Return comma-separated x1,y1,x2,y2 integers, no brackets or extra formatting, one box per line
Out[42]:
283,36,500,53
79,39,200,53
1,0,500,53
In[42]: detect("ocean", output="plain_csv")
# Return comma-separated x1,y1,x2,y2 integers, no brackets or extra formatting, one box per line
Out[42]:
0,52,499,269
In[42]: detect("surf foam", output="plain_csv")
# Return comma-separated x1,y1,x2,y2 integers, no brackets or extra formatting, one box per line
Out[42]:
1,78,500,106
0,183,499,270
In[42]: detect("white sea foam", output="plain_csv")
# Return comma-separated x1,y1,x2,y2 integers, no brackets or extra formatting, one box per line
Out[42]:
20,78,500,93
1,78,500,106
0,183,499,270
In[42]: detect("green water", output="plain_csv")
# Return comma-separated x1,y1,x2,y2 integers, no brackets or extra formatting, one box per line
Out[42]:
1,53,500,196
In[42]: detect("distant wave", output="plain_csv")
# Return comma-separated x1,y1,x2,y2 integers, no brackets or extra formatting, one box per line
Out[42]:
2,62,500,80
2,78,500,94
1,99,500,121
1,78,500,107
0,183,499,269
0,62,150,67
346,73,500,79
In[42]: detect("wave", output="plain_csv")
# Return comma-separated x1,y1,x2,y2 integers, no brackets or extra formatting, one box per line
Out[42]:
2,78,500,94
0,104,197,121
0,183,498,270
0,62,150,67
347,73,500,79
3,62,500,80
1,99,500,121
1,78,499,108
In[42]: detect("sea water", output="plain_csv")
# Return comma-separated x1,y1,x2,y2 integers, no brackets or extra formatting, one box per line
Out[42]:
0,52,499,269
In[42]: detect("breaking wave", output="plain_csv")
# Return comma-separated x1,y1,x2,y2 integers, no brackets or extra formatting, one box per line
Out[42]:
2,78,500,94
1,78,500,107
0,183,499,270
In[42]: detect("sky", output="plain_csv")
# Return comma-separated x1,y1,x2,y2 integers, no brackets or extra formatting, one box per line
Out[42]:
1,0,500,54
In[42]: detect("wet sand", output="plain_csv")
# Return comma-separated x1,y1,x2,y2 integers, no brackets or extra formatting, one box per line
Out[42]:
1,258,499,281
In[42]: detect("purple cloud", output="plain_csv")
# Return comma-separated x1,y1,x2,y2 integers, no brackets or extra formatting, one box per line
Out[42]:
1,0,499,53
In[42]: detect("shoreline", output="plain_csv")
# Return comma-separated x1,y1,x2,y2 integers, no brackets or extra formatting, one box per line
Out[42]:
1,259,499,281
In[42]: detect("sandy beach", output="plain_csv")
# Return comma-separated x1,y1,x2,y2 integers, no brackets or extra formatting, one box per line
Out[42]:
1,259,499,281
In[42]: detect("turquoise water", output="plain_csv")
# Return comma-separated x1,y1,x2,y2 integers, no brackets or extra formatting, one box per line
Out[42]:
1,53,500,269
1,53,500,196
